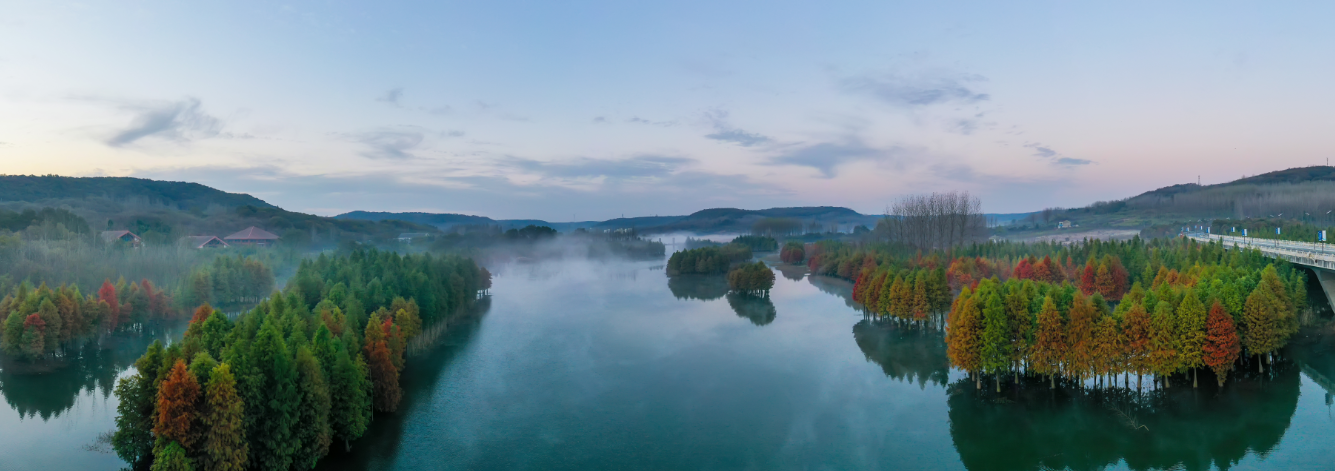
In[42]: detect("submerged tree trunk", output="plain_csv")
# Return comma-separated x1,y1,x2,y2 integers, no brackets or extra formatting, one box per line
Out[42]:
1193,368,1198,388
1049,374,1055,389
1258,354,1264,373
996,375,1001,393
1137,374,1142,391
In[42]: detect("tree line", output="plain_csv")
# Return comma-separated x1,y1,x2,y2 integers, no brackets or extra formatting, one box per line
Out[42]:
111,247,490,471
726,262,775,296
779,241,805,264
178,255,276,311
1,278,176,360
666,244,752,276
947,259,1301,392
876,191,988,250
729,235,777,252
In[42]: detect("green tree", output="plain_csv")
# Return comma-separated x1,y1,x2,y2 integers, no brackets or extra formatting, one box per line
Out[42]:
329,342,372,451
150,441,194,471
250,319,298,471
979,292,1010,392
201,363,247,471
1175,289,1207,387
1242,285,1281,372
1148,301,1180,387
292,347,332,470
1029,296,1066,389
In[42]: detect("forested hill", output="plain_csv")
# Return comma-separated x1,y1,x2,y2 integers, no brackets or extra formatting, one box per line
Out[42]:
0,175,274,209
1019,165,1335,231
0,175,437,245
339,206,884,234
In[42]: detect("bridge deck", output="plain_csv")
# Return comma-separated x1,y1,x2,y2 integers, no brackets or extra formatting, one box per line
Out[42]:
1187,234,1335,271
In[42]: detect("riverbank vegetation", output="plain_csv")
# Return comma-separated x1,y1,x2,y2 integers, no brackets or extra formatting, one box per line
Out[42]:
779,241,805,264
0,278,177,361
729,235,777,252
726,262,775,296
806,234,1310,392
666,244,752,276
111,247,490,471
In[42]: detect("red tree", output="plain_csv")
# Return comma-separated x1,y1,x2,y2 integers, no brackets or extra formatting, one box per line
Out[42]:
1080,261,1097,295
155,359,201,450
1203,302,1242,387
98,280,120,331
1012,259,1034,280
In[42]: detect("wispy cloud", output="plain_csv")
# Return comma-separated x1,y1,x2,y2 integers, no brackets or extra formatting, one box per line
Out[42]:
355,130,424,159
702,109,771,147
509,155,695,179
1025,142,1093,166
768,139,900,177
376,87,404,106
105,97,222,147
626,116,676,127
705,129,771,147
839,71,990,107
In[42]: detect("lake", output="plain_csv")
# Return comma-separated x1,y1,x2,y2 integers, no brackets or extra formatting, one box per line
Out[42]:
3,257,1335,470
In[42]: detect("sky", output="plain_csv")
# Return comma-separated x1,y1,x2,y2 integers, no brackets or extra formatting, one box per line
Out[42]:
2,1,1334,220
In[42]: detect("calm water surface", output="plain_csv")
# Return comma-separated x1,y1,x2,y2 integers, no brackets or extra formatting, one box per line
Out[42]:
4,257,1335,470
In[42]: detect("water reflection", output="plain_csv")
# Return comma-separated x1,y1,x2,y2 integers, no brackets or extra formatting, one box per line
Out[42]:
315,298,492,471
0,322,184,421
806,275,860,310
947,362,1300,471
852,319,950,388
725,293,776,326
667,275,730,301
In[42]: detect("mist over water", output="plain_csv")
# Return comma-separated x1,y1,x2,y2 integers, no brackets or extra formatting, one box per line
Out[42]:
4,256,1335,470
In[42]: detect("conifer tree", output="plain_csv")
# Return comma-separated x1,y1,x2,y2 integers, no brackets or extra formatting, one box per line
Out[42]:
911,271,931,321
1091,316,1123,385
113,370,157,469
1175,289,1207,387
1148,301,1180,387
1029,296,1065,389
1095,262,1116,300
292,347,332,470
201,363,247,471
1080,260,1097,295
150,441,193,471
1064,294,1095,384
1242,285,1280,372
100,279,120,331
364,316,402,412
1203,302,1242,387
946,289,982,388
1122,303,1152,389
250,319,298,471
155,360,201,451
979,291,1010,392
329,343,371,452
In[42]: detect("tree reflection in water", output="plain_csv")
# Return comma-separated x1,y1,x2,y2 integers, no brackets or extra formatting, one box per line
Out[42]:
726,292,776,326
0,322,185,420
852,319,950,388
946,361,1300,471
667,275,730,301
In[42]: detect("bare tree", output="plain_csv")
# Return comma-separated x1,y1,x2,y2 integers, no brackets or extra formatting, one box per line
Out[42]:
878,191,987,250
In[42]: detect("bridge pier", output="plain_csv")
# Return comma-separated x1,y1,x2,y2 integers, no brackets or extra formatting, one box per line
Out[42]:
1313,268,1335,311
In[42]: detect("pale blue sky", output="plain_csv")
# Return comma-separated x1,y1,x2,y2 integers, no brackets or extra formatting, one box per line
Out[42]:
2,1,1332,219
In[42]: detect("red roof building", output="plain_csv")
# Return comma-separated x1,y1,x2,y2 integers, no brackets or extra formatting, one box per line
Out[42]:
183,235,230,249
100,230,142,247
224,226,280,247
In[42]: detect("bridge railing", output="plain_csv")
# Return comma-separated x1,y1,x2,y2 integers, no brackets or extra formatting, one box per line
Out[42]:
1185,233,1335,270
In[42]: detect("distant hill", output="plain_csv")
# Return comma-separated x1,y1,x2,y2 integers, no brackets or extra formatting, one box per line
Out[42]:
0,176,436,245
0,175,275,209
340,206,884,235
1008,165,1335,233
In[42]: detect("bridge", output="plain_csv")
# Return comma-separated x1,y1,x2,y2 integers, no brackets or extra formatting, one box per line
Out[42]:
1188,233,1335,397
1185,233,1335,307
